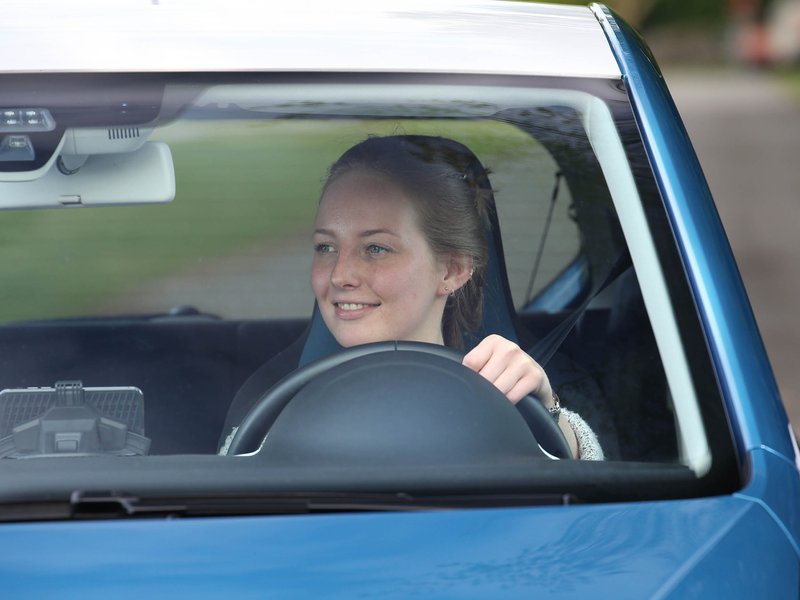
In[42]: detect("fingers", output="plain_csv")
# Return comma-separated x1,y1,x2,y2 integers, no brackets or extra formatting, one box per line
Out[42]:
462,333,498,372
476,348,538,403
463,334,552,405
504,373,543,404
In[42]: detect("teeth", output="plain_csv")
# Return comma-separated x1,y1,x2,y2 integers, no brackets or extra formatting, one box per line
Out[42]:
338,303,369,310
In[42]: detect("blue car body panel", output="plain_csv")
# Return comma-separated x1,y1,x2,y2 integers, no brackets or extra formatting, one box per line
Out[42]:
736,447,800,554
0,495,796,598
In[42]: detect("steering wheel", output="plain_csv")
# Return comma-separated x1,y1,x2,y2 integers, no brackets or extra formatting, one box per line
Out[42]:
226,341,572,460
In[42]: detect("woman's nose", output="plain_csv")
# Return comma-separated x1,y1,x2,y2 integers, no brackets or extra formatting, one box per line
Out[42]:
330,250,360,288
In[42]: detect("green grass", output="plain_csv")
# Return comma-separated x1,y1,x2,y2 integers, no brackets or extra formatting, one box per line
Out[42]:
0,119,533,322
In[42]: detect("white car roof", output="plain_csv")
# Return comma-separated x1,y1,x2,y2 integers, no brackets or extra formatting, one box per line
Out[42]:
0,0,620,79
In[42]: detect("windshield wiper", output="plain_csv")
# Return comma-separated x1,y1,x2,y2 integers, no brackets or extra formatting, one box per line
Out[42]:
73,491,577,519
0,491,187,522
70,491,187,519
0,490,578,522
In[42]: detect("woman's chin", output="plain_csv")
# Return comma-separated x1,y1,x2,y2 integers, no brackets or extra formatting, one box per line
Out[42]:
334,330,443,348
333,329,383,349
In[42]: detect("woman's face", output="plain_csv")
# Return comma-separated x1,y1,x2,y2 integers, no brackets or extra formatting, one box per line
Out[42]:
311,170,451,347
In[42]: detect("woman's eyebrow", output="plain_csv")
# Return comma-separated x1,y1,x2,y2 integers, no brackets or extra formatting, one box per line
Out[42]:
313,227,400,238
360,228,399,238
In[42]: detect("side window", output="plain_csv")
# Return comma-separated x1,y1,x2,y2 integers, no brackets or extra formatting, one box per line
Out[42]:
489,142,580,308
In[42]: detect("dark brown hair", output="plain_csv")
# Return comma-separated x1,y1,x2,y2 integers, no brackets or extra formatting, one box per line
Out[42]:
321,135,492,348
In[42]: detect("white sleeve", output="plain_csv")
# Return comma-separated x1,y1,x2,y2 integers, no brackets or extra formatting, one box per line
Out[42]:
562,408,604,460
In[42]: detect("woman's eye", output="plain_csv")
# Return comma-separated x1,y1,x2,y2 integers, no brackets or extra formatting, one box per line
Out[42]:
365,244,389,256
314,243,335,255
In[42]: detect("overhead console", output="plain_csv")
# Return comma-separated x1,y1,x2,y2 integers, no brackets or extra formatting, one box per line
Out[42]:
0,74,176,207
0,74,165,174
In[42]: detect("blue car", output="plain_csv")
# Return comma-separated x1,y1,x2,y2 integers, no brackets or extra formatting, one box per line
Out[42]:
0,1,797,597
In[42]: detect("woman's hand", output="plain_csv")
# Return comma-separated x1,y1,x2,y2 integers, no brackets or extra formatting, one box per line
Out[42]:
462,334,554,406
463,334,579,458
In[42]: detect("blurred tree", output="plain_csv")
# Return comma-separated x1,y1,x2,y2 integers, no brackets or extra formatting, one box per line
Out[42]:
643,0,727,27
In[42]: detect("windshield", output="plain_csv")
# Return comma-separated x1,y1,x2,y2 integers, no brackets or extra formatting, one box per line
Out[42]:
0,73,738,512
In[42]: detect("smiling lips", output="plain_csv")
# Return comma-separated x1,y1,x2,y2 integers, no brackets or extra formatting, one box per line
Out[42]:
333,302,379,319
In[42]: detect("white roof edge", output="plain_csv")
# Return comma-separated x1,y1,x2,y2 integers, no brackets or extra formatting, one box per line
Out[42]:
0,0,621,79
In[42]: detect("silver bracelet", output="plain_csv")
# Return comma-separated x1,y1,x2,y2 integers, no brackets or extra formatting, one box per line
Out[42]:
548,392,562,424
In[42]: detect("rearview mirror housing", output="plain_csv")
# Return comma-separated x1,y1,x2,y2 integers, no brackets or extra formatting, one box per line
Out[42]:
0,141,175,209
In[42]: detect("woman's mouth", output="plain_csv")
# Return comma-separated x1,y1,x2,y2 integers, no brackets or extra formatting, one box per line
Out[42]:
333,302,379,319
338,303,370,310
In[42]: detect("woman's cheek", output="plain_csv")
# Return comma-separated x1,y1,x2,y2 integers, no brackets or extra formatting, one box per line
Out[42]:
310,263,329,297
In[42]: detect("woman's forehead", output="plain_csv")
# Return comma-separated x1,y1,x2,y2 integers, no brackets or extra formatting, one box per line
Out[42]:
316,171,420,227
323,169,404,198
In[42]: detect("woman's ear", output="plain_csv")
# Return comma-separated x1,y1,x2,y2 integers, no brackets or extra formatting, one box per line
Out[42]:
440,254,473,295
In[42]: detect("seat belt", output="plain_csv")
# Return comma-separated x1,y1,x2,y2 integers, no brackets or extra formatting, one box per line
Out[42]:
528,251,632,368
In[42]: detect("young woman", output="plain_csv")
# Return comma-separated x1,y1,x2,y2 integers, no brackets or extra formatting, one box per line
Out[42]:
221,135,603,459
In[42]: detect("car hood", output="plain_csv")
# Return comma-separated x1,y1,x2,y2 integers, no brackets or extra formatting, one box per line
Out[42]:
0,493,794,598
